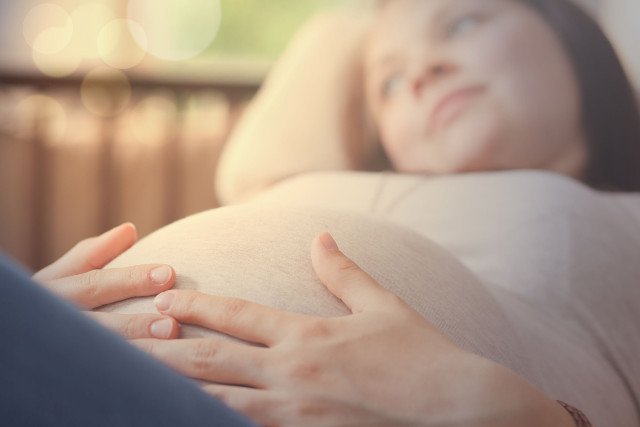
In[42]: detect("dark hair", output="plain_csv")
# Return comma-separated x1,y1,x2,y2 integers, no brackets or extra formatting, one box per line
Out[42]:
519,0,640,191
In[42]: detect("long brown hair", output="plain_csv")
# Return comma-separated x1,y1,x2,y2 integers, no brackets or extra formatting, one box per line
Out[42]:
520,0,640,191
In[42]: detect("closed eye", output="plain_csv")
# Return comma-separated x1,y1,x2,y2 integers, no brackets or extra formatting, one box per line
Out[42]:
446,13,485,39
381,74,405,100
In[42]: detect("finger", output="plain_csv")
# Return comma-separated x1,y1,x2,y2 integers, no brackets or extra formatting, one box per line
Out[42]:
87,312,180,340
202,384,283,427
154,290,303,346
310,232,401,314
34,223,138,281
132,338,268,388
45,264,175,309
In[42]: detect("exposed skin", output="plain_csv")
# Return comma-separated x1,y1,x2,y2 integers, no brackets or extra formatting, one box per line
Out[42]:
33,223,577,427
365,0,589,178
130,232,577,427
33,223,180,340
31,1,597,425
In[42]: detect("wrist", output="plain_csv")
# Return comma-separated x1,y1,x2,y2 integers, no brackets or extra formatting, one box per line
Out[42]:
464,359,578,427
556,401,594,427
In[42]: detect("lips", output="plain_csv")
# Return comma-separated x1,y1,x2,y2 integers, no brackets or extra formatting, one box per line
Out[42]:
428,86,485,134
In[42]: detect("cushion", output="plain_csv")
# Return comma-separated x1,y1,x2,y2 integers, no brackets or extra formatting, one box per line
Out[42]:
596,0,640,88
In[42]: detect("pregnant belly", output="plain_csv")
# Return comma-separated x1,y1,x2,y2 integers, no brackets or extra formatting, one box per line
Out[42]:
100,205,511,357
97,204,634,427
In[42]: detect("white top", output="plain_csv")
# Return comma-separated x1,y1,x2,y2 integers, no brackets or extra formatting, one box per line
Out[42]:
105,170,640,426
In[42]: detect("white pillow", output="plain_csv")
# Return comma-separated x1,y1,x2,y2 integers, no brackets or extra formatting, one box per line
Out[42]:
596,0,640,88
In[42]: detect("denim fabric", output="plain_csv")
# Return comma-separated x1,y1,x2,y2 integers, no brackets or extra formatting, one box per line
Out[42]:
0,255,256,427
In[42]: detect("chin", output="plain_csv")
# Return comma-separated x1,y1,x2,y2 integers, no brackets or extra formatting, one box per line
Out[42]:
437,117,504,172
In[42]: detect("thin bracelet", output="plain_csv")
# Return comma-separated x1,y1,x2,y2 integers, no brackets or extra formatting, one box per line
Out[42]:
557,401,593,427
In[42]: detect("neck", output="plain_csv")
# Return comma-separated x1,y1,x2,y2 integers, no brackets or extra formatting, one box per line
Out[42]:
544,135,590,183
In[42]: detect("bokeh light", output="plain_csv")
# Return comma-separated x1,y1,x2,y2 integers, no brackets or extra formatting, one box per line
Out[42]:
69,2,116,59
97,19,148,70
32,25,74,56
17,95,68,146
24,3,80,77
127,0,222,61
32,46,82,78
23,3,73,52
81,66,132,117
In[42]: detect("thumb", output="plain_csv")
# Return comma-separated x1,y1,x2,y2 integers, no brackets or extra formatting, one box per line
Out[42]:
310,232,398,314
34,223,138,281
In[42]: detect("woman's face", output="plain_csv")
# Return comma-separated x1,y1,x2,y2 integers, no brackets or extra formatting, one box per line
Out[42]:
365,0,589,176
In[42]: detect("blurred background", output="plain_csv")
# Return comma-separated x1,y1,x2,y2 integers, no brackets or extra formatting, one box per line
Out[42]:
0,0,638,272
0,0,344,271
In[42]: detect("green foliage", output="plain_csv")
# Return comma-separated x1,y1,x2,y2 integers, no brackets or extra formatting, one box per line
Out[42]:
205,0,344,60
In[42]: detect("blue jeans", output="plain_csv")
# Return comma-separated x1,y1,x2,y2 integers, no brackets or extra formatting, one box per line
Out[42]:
0,255,257,427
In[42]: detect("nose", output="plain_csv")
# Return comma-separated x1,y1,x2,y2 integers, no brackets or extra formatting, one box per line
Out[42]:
410,60,456,98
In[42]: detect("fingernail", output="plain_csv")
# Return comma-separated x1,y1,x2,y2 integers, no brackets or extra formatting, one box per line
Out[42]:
150,266,172,285
319,232,339,252
123,222,136,231
150,318,174,339
108,222,135,234
154,292,174,312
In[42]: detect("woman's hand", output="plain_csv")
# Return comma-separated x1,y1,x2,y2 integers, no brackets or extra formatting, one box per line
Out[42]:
33,223,180,340
134,233,575,427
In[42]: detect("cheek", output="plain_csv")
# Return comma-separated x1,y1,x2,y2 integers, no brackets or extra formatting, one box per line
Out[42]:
379,104,424,162
464,15,576,101
500,43,577,122
460,20,582,161
439,98,508,170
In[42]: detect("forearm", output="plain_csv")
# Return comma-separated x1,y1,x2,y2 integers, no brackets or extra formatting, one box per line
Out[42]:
215,8,376,204
457,359,584,427
394,355,581,427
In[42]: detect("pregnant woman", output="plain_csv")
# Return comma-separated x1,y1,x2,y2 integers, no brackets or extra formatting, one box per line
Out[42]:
5,0,640,426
